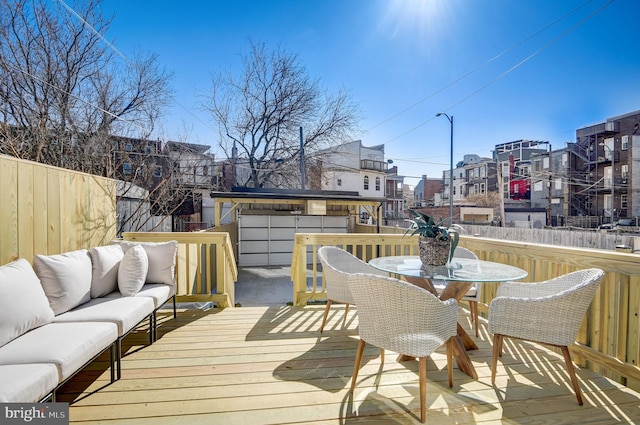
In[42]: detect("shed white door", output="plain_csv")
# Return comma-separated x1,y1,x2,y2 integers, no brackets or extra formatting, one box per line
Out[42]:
238,215,348,266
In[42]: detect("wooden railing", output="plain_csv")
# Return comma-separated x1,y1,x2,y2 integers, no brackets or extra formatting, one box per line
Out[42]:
291,233,640,390
123,232,238,308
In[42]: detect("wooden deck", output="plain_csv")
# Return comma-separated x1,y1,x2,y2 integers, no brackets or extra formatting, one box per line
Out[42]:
59,305,640,424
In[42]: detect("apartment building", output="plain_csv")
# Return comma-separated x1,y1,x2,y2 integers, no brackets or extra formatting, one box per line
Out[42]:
569,110,640,221
319,140,405,220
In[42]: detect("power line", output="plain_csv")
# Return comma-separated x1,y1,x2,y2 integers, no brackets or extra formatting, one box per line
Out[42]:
366,0,597,133
6,63,150,133
55,0,216,138
381,0,615,146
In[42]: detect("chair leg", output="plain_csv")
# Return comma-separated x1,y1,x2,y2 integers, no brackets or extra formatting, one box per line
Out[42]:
561,346,584,405
350,339,366,392
446,339,453,388
380,348,385,365
320,300,332,333
343,303,350,327
491,334,502,384
419,356,427,423
470,301,479,337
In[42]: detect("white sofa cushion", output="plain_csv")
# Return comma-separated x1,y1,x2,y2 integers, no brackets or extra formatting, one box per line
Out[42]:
118,245,148,296
114,240,177,286
33,249,92,315
0,364,58,402
107,283,175,309
88,245,124,298
0,322,118,381
54,295,155,336
0,259,55,347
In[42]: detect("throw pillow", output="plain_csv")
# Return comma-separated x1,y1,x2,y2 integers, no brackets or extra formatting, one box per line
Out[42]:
0,259,55,347
118,244,149,296
88,244,124,298
33,249,92,315
113,240,177,286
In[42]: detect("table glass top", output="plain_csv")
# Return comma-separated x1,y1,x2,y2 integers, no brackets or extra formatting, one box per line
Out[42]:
368,256,528,282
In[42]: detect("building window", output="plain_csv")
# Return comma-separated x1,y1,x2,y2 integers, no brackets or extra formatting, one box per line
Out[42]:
622,164,629,181
145,146,152,154
153,167,162,178
364,175,369,190
123,163,132,175
375,177,381,191
621,194,628,209
337,178,342,187
622,135,629,150
125,143,133,152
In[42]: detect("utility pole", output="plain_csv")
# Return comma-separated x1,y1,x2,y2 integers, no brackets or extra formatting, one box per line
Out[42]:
499,161,505,227
299,127,305,190
547,174,552,226
436,113,454,226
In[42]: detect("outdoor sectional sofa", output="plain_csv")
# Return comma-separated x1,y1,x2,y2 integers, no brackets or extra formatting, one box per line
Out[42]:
0,240,178,403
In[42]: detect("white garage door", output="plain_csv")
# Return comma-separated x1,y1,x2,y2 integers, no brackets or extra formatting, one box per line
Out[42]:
238,215,348,266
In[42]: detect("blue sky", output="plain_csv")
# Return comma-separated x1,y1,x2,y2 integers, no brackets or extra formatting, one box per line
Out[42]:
98,0,639,186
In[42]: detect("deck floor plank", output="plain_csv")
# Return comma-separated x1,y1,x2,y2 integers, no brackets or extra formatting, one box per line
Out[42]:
58,306,640,424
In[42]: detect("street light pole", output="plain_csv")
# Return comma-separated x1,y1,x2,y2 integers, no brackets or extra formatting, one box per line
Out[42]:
599,142,614,222
436,113,454,226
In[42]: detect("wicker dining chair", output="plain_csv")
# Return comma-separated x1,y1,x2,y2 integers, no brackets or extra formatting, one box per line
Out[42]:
432,247,482,336
317,246,387,333
347,273,458,423
488,268,604,405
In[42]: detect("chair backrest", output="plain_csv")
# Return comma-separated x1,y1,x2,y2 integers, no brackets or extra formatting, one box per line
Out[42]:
347,273,458,358
492,268,604,346
453,247,478,260
317,246,386,304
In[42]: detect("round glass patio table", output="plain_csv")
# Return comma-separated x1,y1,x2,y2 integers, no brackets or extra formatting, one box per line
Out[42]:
368,255,528,379
368,256,528,283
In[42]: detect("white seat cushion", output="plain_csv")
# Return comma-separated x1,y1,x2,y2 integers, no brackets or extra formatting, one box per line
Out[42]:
135,283,175,308
54,296,155,336
0,364,58,402
0,322,117,381
33,250,92,315
88,245,124,298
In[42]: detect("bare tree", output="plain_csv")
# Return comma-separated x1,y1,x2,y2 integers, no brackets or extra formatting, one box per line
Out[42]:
466,192,502,208
204,40,360,189
0,0,173,176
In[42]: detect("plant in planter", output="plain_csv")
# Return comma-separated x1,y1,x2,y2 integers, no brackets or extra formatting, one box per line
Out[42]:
403,210,462,266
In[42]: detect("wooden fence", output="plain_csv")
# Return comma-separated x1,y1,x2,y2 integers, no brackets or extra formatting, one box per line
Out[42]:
122,232,238,308
0,156,116,264
291,233,640,391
